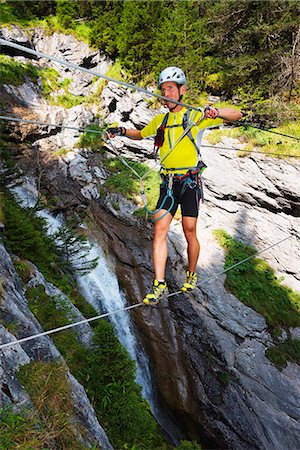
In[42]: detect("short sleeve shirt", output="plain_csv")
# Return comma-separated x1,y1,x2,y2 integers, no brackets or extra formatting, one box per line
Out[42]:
141,107,223,174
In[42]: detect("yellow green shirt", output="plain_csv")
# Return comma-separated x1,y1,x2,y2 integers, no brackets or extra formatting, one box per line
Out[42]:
141,107,222,174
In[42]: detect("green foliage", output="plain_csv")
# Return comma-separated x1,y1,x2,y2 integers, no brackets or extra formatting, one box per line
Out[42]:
75,321,170,449
206,116,300,159
3,196,61,275
13,259,31,284
75,123,105,152
177,441,202,450
17,360,88,449
0,54,38,85
214,229,300,329
53,224,99,275
265,338,300,368
103,157,160,212
214,230,300,367
0,404,47,449
2,0,300,127
3,1,55,21
26,283,170,449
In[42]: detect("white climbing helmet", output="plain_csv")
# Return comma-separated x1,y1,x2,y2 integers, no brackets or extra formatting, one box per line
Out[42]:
158,66,187,88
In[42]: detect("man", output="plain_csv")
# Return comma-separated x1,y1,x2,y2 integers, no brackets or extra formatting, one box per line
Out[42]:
107,66,242,305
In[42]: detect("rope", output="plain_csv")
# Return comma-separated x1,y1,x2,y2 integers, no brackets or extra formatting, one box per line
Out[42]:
232,119,300,142
165,233,294,299
1,39,299,142
1,115,299,160
0,38,202,114
0,233,294,351
0,115,103,135
0,303,143,350
202,144,300,159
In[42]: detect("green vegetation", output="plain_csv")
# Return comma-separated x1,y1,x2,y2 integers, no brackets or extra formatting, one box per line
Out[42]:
24,284,171,449
0,54,38,85
206,118,300,159
17,361,87,450
75,124,105,152
0,404,49,450
103,157,160,213
176,441,202,450
214,230,300,368
265,338,300,368
2,1,299,108
1,1,299,157
2,192,97,294
3,196,63,277
214,230,300,328
0,188,172,448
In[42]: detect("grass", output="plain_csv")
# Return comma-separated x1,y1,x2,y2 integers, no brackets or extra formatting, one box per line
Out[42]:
0,54,38,85
214,230,300,368
0,404,49,450
205,115,300,159
75,124,105,152
214,230,300,329
0,360,88,450
265,338,300,369
17,361,88,450
103,157,160,213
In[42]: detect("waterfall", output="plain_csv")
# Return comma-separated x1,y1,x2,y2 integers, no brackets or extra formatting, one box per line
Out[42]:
11,180,153,398
76,241,154,400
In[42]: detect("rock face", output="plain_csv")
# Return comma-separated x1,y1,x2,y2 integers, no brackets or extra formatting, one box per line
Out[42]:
0,244,113,449
1,24,300,450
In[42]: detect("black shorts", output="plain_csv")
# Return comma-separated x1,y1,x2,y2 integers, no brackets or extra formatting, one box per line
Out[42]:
156,179,200,218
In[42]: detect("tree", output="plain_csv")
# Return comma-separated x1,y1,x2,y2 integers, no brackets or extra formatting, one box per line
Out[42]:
53,224,98,276
279,26,300,101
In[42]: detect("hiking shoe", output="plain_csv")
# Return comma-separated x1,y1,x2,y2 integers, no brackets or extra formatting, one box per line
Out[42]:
143,279,168,305
181,271,197,292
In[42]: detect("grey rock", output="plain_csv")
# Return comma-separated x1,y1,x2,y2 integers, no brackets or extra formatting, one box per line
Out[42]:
69,154,93,183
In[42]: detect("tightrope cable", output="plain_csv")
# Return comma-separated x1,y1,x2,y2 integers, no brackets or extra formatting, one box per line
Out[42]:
0,303,143,350
165,233,294,299
0,234,294,351
232,120,300,142
202,144,300,159
0,114,103,135
0,38,202,113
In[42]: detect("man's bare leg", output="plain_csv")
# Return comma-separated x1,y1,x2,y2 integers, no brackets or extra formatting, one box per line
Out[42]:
153,210,173,280
182,216,200,272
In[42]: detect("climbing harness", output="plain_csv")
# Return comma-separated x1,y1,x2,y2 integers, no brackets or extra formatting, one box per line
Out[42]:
150,108,216,220
0,233,294,350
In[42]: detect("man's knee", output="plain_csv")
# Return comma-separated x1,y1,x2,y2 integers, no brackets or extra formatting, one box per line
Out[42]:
182,217,197,232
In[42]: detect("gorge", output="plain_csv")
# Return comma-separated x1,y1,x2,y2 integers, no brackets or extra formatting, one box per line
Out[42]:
0,26,300,450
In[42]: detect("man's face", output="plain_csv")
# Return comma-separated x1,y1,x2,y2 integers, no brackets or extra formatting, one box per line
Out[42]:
161,81,186,109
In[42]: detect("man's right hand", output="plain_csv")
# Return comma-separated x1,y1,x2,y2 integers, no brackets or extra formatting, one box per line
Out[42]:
106,127,126,137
